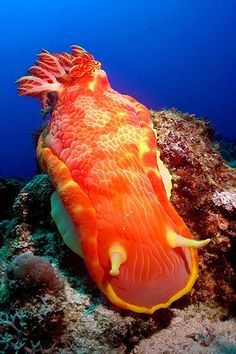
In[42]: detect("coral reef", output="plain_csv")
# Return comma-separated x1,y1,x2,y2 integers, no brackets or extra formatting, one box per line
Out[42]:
0,298,64,353
152,109,236,308
214,138,236,168
0,310,41,353
0,177,23,220
0,109,235,353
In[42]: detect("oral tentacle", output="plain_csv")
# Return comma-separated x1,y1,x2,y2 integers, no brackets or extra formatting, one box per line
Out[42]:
167,231,211,249
109,243,127,276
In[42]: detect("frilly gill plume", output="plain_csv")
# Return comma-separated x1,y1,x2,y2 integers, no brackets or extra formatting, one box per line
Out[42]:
16,45,101,97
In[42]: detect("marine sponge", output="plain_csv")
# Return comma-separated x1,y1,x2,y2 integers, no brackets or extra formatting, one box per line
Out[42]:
6,253,64,293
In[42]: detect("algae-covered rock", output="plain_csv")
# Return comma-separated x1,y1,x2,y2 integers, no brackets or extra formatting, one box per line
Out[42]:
152,109,236,308
0,177,23,221
13,174,53,227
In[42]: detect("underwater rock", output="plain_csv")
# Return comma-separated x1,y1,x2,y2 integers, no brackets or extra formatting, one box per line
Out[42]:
13,174,53,227
0,220,10,247
152,109,236,307
0,177,23,221
10,174,54,255
132,304,236,354
216,139,236,168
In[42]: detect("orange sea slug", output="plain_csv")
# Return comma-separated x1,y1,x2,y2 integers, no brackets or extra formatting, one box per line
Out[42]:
16,45,210,314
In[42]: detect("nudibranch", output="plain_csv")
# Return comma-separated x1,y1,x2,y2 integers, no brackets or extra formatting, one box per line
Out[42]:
16,45,210,314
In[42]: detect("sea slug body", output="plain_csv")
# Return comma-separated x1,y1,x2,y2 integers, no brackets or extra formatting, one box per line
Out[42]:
16,45,210,314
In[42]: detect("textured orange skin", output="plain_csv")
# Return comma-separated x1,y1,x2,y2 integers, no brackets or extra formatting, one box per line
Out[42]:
18,47,198,313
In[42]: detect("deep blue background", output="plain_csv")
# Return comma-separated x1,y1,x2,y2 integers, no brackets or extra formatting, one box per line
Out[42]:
0,0,236,178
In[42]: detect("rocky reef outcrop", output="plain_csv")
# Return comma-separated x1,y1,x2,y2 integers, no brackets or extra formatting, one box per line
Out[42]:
0,109,235,353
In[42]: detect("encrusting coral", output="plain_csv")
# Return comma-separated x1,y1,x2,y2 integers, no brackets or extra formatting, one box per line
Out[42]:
0,109,235,353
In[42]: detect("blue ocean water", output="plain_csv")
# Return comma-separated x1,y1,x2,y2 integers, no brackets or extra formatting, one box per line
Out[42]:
0,0,235,178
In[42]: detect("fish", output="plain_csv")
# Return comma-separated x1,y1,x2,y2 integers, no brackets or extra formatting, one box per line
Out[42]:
16,45,210,314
